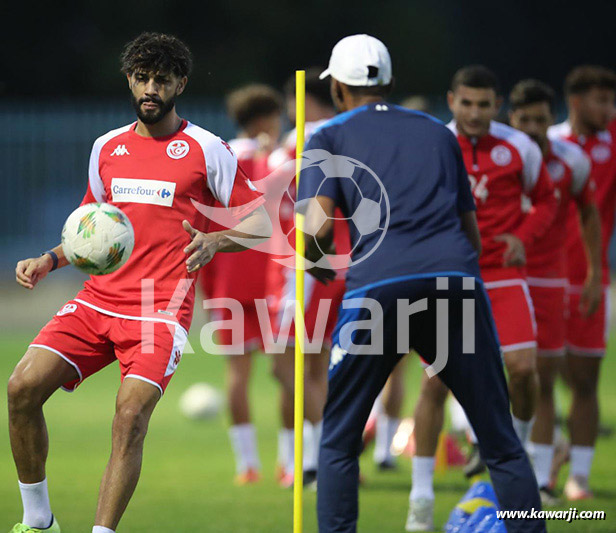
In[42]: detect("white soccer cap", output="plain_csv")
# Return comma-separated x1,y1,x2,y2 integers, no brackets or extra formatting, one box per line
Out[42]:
319,34,392,87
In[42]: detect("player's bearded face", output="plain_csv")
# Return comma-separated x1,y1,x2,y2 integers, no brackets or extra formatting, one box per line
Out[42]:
509,102,551,150
129,71,180,124
131,92,176,124
577,88,615,132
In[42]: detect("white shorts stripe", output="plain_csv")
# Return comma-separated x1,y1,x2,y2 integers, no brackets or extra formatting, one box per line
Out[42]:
501,341,537,353
74,298,188,337
29,343,83,391
124,374,164,397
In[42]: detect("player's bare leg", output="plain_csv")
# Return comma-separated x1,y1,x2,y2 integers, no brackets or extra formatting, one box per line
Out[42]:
528,355,562,505
374,357,406,469
8,347,79,529
504,347,539,442
563,354,601,499
94,378,160,530
226,352,260,484
406,373,448,532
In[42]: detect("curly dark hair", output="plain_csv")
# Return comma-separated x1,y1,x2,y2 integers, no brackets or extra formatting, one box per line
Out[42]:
565,65,616,96
226,84,283,128
121,32,193,78
509,79,555,113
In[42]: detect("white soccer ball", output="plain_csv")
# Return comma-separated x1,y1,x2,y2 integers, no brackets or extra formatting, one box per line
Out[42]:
179,383,223,420
61,203,134,275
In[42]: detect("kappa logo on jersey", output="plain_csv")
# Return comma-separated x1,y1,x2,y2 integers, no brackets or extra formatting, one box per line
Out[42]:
591,143,611,163
490,145,512,167
57,303,77,316
221,140,234,156
111,144,130,157
547,160,566,181
111,178,176,207
166,140,190,160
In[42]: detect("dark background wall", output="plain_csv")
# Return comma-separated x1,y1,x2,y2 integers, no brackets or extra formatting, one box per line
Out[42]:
2,1,615,100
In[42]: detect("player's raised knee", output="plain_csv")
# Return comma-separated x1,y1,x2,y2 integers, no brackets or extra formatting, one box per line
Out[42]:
7,366,44,413
113,401,152,446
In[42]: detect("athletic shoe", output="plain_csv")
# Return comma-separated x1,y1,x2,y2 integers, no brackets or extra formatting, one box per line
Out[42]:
303,469,317,490
377,458,398,471
279,472,294,489
10,516,60,532
405,498,434,532
564,475,593,501
539,486,561,507
463,444,486,478
234,468,261,486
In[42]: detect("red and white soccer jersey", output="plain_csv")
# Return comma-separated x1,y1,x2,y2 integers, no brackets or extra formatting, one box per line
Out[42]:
526,138,592,355
266,121,349,349
448,120,558,352
32,120,264,392
200,137,272,352
549,120,616,356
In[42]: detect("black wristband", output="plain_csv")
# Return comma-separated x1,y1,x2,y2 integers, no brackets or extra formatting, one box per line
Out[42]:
41,250,59,271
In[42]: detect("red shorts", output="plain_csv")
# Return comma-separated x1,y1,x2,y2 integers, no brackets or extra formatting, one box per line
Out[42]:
565,285,610,357
30,300,188,395
483,277,536,353
527,279,567,356
208,301,264,354
271,270,346,352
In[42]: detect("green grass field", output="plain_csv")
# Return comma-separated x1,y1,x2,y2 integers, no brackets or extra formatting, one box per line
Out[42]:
1,332,615,532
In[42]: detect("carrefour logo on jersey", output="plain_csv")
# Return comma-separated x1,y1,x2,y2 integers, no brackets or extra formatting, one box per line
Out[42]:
111,178,176,207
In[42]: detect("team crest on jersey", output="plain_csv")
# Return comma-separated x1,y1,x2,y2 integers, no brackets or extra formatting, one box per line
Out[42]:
591,144,611,163
490,145,512,167
166,140,190,160
547,160,565,181
57,303,77,316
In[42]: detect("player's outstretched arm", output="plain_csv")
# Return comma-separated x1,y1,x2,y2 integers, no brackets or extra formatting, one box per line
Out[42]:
15,244,68,290
183,205,272,273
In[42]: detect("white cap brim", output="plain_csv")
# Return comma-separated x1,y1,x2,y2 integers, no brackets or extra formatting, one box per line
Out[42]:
319,68,331,80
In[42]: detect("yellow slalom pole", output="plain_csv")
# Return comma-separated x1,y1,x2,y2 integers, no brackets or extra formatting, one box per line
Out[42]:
293,69,306,533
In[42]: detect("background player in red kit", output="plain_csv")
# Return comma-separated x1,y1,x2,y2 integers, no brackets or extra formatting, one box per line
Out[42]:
509,79,601,505
549,65,616,500
406,66,557,531
9,33,270,533
267,69,349,487
200,84,283,485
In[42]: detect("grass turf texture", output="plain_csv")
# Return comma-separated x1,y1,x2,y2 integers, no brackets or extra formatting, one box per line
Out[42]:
1,333,615,532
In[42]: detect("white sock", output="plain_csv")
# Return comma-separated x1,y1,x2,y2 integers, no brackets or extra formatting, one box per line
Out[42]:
228,423,260,473
512,415,534,444
303,421,316,471
570,445,595,479
410,456,435,501
19,478,52,529
374,414,399,463
282,428,295,473
92,527,115,533
527,441,554,488
449,397,472,433
277,429,287,467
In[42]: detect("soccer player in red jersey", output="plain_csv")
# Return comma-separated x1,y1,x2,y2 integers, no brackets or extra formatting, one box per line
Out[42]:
548,65,616,500
407,66,557,531
200,84,283,485
509,79,601,505
267,69,349,487
9,33,270,533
